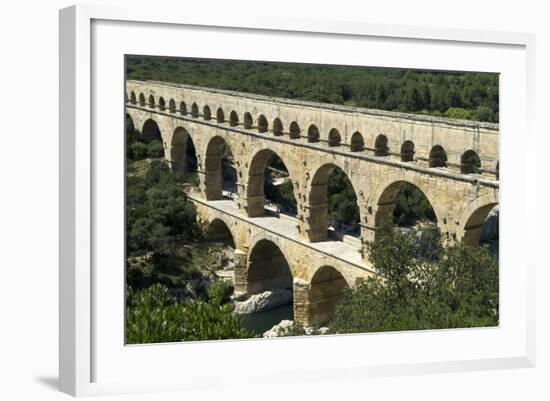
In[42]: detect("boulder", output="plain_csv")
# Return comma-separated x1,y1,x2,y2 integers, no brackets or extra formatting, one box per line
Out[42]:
262,320,294,338
233,288,293,314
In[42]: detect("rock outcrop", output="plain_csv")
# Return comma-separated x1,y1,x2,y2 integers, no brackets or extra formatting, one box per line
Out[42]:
233,288,293,314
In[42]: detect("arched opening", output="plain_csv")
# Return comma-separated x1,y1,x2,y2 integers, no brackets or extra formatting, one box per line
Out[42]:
130,92,137,104
257,115,268,133
462,203,499,250
246,149,297,218
204,136,237,200
180,101,187,115
401,140,415,162
374,134,389,156
496,161,499,180
229,111,239,127
139,93,145,106
307,125,320,143
170,127,192,181
216,108,225,123
168,99,176,113
244,112,253,129
203,105,211,120
141,119,163,144
429,145,447,168
461,150,481,174
273,118,283,136
350,132,364,152
328,128,341,147
141,119,165,158
246,239,293,296
375,181,437,240
308,164,360,242
308,266,349,327
158,97,166,111
148,95,155,109
205,218,236,248
191,103,199,118
289,122,301,139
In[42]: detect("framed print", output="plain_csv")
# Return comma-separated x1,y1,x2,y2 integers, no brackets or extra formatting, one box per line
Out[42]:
59,4,536,397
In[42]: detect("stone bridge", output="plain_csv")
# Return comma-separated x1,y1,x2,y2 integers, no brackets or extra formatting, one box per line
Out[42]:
125,80,500,327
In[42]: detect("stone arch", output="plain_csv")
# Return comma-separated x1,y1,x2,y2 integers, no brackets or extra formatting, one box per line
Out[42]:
371,174,442,242
139,93,145,106
180,101,187,115
245,148,296,218
429,145,448,168
204,136,236,201
307,124,320,143
205,217,236,248
191,102,199,118
216,107,225,123
307,265,350,326
307,163,361,242
244,112,253,129
168,98,176,113
148,94,155,109
257,114,268,133
457,192,499,246
130,91,137,104
141,118,163,144
401,140,415,162
125,113,135,134
289,121,301,139
460,149,481,174
273,118,283,136
350,131,364,152
170,127,190,178
246,238,293,296
203,105,211,121
158,97,166,111
230,111,239,127
374,134,389,156
328,128,341,147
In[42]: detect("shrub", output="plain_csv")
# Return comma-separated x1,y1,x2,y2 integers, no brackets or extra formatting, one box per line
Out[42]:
130,141,147,160
147,140,165,158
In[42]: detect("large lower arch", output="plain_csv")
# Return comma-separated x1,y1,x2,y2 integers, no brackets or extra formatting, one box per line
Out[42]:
245,148,296,218
458,192,499,246
205,218,236,248
246,239,293,295
307,265,350,327
204,136,236,201
307,163,361,242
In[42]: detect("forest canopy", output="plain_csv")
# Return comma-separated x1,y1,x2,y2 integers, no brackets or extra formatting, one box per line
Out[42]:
126,56,499,123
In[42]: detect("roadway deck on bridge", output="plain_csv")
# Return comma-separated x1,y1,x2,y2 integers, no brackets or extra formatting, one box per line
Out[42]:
186,190,374,273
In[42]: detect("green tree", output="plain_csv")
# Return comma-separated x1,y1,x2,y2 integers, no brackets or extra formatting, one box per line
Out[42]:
329,223,498,333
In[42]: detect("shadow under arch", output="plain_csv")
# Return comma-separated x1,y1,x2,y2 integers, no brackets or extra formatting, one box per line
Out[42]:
170,127,199,180
204,136,237,201
141,118,163,146
307,265,350,327
205,218,236,248
307,163,361,242
245,148,297,218
246,238,293,296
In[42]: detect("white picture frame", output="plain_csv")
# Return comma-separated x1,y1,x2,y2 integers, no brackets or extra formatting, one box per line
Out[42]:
59,4,536,397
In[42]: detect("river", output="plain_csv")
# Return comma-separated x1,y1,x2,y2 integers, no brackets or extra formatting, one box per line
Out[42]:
240,303,294,335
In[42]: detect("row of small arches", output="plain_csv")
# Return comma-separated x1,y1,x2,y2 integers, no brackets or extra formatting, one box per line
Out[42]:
127,91,495,175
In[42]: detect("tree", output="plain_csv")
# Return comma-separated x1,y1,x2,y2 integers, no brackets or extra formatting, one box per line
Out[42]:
328,222,498,333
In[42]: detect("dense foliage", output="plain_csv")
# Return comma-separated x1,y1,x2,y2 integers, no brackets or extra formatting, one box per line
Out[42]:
327,169,360,234
126,284,251,344
328,223,498,333
393,183,437,226
127,56,499,122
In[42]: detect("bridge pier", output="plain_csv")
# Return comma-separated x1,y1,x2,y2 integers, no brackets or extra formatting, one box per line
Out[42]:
304,202,328,242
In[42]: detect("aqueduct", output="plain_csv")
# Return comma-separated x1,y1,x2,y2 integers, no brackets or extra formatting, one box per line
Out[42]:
126,80,500,327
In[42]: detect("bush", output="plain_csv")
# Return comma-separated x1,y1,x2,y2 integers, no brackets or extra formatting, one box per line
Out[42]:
130,141,147,160
328,222,498,334
126,284,252,344
147,140,165,158
207,280,234,306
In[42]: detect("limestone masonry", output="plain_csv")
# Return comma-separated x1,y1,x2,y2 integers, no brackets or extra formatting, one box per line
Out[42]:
126,80,500,327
